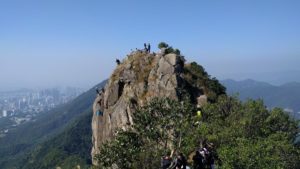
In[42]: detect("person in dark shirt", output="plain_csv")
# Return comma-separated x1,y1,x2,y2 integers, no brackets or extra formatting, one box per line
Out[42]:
193,150,204,169
175,153,187,169
116,59,121,65
161,155,172,169
144,43,147,52
147,43,151,53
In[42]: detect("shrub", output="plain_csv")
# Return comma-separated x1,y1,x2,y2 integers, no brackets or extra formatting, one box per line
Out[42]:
174,49,181,55
165,47,174,54
158,42,169,49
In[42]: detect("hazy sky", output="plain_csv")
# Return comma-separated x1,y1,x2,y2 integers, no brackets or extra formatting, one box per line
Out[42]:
1,0,300,90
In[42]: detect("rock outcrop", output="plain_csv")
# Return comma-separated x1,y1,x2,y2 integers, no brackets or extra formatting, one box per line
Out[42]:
91,50,209,165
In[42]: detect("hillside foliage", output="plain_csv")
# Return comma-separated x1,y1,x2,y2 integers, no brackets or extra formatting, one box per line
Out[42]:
20,109,93,169
183,62,226,102
95,96,300,169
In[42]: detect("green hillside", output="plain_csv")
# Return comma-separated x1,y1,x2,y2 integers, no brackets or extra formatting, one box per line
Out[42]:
0,80,106,169
20,109,93,169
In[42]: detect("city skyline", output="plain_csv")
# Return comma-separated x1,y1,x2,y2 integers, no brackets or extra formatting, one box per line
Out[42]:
1,0,300,90
0,87,83,114
0,86,83,136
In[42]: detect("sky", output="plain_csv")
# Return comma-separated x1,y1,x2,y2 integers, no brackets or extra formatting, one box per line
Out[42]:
1,0,300,91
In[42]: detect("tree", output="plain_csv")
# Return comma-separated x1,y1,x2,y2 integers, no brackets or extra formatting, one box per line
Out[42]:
201,96,300,169
95,131,142,169
165,47,174,54
174,49,181,55
95,97,196,168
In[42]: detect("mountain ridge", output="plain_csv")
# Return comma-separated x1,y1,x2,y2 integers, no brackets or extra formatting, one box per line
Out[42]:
221,78,300,118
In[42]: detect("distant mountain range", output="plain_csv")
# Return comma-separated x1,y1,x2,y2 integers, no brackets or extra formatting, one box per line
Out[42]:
221,79,300,119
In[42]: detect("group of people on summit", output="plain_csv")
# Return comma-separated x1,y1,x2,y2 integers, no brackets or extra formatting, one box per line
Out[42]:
161,141,217,169
144,43,151,53
115,43,151,65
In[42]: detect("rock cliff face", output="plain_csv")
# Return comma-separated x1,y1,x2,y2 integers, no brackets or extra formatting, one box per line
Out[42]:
91,50,209,165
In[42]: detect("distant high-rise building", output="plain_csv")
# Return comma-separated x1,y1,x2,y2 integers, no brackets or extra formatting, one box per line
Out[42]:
18,100,21,109
3,110,7,117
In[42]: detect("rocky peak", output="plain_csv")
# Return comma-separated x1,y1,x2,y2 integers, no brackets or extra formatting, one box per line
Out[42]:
91,48,213,165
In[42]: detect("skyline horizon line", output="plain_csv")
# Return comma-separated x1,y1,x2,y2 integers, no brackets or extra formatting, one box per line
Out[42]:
1,74,300,92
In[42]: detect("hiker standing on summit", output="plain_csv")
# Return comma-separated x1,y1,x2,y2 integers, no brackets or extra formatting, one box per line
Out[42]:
147,43,151,53
144,43,147,52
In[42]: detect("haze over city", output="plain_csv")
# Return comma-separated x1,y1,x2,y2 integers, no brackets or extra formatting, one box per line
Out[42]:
1,0,300,91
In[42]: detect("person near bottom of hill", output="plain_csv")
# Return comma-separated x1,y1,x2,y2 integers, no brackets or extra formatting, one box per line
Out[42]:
161,154,172,169
199,144,208,166
206,142,219,169
193,150,204,169
162,150,176,169
175,153,187,169
198,142,218,169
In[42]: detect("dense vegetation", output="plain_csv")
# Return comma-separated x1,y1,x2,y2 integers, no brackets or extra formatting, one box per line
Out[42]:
183,62,226,102
96,96,300,169
20,109,93,169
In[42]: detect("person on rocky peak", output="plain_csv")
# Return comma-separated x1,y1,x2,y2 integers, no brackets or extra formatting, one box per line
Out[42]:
96,87,104,95
147,43,151,53
96,89,100,95
116,59,121,65
144,43,147,52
